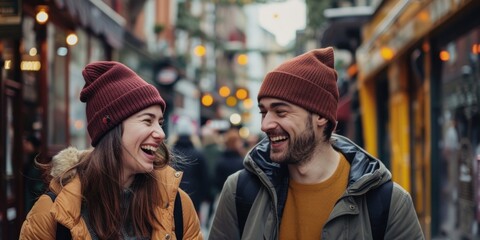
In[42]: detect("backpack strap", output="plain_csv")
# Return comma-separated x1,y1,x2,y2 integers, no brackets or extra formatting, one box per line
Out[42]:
235,169,261,238
367,180,393,240
174,191,184,240
235,169,393,240
47,191,184,239
45,191,72,240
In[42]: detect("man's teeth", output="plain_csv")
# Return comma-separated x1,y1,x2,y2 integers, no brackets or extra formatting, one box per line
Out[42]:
270,136,287,142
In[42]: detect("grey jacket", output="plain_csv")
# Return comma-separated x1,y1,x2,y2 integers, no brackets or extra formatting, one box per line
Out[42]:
209,134,424,239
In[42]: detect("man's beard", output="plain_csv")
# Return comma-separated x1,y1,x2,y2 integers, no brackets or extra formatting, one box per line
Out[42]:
270,118,316,165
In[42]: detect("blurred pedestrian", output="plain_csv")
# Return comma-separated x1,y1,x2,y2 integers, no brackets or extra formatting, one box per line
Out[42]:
200,125,223,226
245,132,262,150
201,125,222,196
171,116,210,214
20,61,202,239
215,128,245,192
209,48,424,239
23,133,45,213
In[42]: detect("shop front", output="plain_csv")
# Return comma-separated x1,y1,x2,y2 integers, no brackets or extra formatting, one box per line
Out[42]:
432,11,480,238
0,1,125,238
356,0,480,238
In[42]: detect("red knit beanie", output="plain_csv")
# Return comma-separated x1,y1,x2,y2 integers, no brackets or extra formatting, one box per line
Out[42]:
80,61,166,147
257,47,339,124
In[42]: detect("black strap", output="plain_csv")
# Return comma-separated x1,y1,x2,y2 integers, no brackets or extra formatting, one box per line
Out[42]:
367,180,393,240
45,191,72,240
47,191,184,239
174,191,184,240
235,169,261,238
235,169,393,240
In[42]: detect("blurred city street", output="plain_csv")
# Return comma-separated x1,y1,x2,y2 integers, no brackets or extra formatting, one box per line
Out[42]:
1,0,480,239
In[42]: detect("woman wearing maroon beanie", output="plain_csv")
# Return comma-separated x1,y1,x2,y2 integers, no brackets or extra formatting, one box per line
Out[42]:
20,61,202,239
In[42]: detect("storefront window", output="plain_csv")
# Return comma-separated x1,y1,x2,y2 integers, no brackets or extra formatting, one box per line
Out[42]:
5,97,14,196
89,36,106,62
0,38,21,232
439,25,480,238
1,39,16,192
69,30,88,149
20,16,42,141
47,24,68,146
21,17,39,103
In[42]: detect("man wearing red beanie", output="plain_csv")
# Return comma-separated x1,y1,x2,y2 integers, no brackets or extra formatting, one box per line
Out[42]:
209,48,424,239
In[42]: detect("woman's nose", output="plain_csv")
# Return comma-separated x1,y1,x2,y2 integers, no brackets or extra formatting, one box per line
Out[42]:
152,127,165,139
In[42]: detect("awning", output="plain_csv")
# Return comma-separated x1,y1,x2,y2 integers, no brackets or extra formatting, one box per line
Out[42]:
54,0,126,48
320,6,373,51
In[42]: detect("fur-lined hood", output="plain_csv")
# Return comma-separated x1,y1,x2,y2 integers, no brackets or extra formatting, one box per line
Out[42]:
50,147,91,180
22,148,204,240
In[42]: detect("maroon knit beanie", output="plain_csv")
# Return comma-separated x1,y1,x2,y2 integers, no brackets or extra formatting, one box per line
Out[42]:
257,47,339,124
80,61,166,147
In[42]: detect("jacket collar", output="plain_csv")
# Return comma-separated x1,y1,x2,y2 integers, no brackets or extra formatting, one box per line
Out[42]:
48,147,183,230
244,134,391,193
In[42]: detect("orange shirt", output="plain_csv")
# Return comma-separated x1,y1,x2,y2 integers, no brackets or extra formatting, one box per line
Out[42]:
279,153,350,239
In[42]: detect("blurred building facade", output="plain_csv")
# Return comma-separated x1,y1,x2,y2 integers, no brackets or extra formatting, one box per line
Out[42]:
178,1,288,137
0,0,176,238
354,0,479,239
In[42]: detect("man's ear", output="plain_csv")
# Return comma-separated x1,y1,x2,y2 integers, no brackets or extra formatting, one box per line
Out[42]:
314,115,328,127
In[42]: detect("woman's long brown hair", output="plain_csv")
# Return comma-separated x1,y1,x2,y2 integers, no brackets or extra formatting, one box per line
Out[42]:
77,125,171,239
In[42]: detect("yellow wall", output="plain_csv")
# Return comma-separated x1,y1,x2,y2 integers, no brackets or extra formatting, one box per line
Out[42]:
387,61,411,192
358,79,378,157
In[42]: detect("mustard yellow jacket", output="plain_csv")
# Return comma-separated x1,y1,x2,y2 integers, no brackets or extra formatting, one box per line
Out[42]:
20,147,203,240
